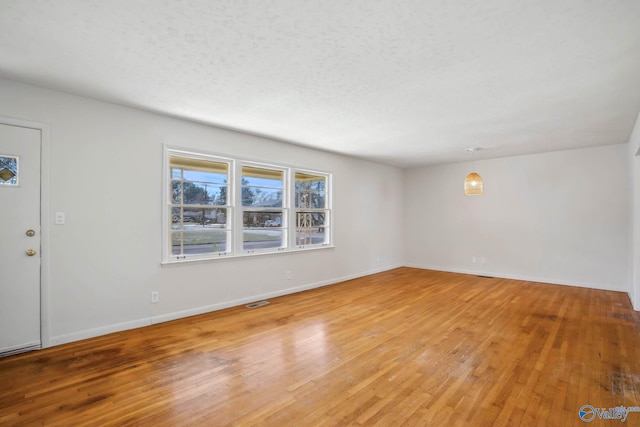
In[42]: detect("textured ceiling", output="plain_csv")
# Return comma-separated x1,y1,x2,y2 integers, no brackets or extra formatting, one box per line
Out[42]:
1,0,639,167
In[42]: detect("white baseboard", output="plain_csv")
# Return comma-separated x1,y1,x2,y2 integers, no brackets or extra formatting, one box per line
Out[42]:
151,264,403,325
0,341,41,358
46,264,403,348
41,263,637,347
49,318,151,347
403,263,626,292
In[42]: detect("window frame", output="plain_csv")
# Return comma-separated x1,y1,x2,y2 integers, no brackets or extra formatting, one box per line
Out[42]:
162,146,333,264
239,161,289,255
164,148,234,262
293,169,332,249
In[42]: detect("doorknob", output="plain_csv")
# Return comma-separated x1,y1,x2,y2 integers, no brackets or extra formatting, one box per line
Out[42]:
26,249,36,256
26,229,36,237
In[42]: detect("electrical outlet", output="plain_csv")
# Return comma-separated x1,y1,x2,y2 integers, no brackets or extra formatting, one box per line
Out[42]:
472,256,477,264
286,271,292,280
480,256,486,264
151,291,159,303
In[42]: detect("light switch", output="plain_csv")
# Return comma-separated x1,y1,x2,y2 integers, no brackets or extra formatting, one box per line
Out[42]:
55,212,65,225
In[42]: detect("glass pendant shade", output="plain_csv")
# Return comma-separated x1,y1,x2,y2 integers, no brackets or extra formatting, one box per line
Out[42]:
464,172,483,195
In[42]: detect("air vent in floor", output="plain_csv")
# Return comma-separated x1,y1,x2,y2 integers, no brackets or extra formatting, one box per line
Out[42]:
246,300,270,309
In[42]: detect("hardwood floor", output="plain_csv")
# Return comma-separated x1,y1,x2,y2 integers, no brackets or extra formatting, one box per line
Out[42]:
1,268,639,426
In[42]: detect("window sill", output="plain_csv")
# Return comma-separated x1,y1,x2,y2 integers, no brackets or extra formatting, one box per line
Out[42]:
161,244,335,267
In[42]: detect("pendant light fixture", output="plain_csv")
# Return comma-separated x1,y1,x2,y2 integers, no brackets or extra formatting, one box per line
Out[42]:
464,148,483,196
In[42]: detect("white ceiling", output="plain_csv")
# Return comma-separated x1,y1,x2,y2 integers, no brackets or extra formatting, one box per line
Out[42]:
1,0,639,167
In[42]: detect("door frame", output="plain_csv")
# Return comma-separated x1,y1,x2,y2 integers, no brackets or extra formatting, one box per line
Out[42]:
1,115,51,349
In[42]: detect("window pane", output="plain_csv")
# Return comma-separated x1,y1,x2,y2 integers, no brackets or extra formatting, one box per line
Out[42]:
296,227,328,246
265,211,283,228
242,187,283,207
242,177,283,189
295,191,325,208
172,229,229,255
296,211,328,246
243,229,284,251
295,173,326,208
242,166,283,207
171,167,182,180
172,207,227,226
170,156,229,207
0,156,18,185
296,211,327,227
182,169,227,184
172,181,227,205
243,210,282,228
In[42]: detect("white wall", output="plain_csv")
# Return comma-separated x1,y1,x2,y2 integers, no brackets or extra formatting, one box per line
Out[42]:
0,78,404,346
404,145,629,291
2,75,635,349
628,113,640,310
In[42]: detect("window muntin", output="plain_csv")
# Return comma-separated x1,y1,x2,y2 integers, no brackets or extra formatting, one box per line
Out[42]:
295,172,330,247
169,155,231,258
241,165,286,252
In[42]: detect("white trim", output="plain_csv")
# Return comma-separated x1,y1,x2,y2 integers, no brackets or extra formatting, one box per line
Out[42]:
160,244,335,266
48,264,402,346
49,318,151,347
403,263,627,292
0,341,41,358
0,115,51,349
152,264,402,324
628,292,637,311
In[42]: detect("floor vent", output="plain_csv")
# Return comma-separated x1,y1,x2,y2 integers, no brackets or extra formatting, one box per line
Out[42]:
477,275,494,279
246,300,270,309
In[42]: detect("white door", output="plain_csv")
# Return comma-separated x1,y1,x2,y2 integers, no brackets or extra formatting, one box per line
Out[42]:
0,123,41,356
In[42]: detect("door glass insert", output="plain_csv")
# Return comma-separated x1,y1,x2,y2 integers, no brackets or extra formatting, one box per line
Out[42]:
0,156,18,185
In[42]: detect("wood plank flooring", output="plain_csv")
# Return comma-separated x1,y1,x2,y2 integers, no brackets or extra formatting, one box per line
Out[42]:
1,268,639,426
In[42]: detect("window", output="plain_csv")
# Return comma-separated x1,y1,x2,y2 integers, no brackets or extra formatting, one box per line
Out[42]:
295,172,330,247
169,154,231,259
164,148,332,263
0,156,19,186
241,164,286,253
